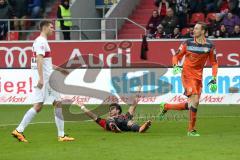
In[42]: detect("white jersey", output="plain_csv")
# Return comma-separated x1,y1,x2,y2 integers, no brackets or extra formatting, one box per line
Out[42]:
31,35,53,80
31,35,61,103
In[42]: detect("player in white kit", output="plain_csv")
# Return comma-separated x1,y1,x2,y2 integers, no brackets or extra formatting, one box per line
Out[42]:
12,20,74,142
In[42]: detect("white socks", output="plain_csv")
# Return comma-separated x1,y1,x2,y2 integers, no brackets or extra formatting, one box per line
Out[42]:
16,106,65,137
54,108,65,137
16,107,37,133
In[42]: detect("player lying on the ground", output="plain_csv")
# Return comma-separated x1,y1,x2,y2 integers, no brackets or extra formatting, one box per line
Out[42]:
159,22,218,136
78,87,151,133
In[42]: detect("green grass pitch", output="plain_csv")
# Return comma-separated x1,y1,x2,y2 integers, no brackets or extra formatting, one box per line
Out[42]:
0,104,240,160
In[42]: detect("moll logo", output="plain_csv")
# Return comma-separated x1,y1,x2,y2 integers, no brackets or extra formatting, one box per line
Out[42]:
169,95,187,103
200,95,225,103
0,96,27,103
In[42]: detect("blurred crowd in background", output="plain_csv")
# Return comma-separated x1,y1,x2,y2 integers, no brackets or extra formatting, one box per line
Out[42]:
1,0,240,40
146,0,240,39
0,0,49,40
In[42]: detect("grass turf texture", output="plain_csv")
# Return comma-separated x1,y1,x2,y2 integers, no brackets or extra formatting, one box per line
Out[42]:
0,105,240,160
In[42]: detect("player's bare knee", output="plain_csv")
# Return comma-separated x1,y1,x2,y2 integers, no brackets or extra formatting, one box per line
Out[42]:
33,103,43,112
127,120,134,127
53,101,62,108
191,100,199,108
190,95,199,108
193,103,199,108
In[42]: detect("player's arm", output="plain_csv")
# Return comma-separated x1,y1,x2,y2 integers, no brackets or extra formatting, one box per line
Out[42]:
79,105,98,121
52,65,69,76
172,41,187,65
208,46,218,92
209,46,218,78
34,41,46,89
128,86,141,116
36,54,44,89
79,104,108,129
172,41,187,75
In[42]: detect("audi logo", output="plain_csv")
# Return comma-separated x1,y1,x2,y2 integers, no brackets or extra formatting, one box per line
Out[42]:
0,47,32,68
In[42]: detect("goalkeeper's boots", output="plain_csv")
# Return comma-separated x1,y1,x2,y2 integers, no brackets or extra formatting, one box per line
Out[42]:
187,130,200,137
139,120,152,133
58,135,75,142
159,102,167,120
11,129,28,142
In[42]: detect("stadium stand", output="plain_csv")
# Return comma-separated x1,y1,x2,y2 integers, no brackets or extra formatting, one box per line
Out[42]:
205,12,217,25
189,12,205,25
118,0,155,39
118,0,240,39
0,0,56,40
28,0,59,40
1,0,240,40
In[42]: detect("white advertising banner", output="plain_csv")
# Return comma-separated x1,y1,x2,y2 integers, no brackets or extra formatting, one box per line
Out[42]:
0,68,239,104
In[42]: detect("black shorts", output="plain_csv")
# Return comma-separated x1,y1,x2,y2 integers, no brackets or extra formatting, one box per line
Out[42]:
96,112,134,131
113,112,133,131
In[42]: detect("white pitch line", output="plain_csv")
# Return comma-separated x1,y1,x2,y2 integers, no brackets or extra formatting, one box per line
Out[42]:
0,120,92,127
0,115,240,127
200,115,240,118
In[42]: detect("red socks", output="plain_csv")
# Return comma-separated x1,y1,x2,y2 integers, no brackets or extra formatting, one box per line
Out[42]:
164,103,188,111
164,103,198,131
188,107,197,131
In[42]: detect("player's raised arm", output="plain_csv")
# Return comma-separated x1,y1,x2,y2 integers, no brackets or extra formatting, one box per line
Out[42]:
128,86,142,115
172,41,187,65
79,104,98,121
172,41,187,75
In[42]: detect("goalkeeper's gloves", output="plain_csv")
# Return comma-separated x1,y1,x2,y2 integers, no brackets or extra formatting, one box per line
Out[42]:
172,65,182,75
207,76,217,92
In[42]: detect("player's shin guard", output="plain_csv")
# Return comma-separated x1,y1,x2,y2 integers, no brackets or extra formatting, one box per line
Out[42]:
164,103,189,111
54,108,65,137
16,107,37,132
188,106,197,131
130,124,140,132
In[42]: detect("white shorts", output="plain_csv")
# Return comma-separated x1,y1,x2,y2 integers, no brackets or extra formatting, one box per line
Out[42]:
32,81,61,104
31,58,61,104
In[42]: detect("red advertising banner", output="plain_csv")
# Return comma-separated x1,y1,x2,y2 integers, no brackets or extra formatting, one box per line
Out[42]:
0,40,239,68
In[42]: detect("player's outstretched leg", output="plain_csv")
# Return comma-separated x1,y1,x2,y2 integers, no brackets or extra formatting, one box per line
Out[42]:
159,102,189,120
159,102,167,120
164,102,189,111
54,101,75,141
139,120,151,133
